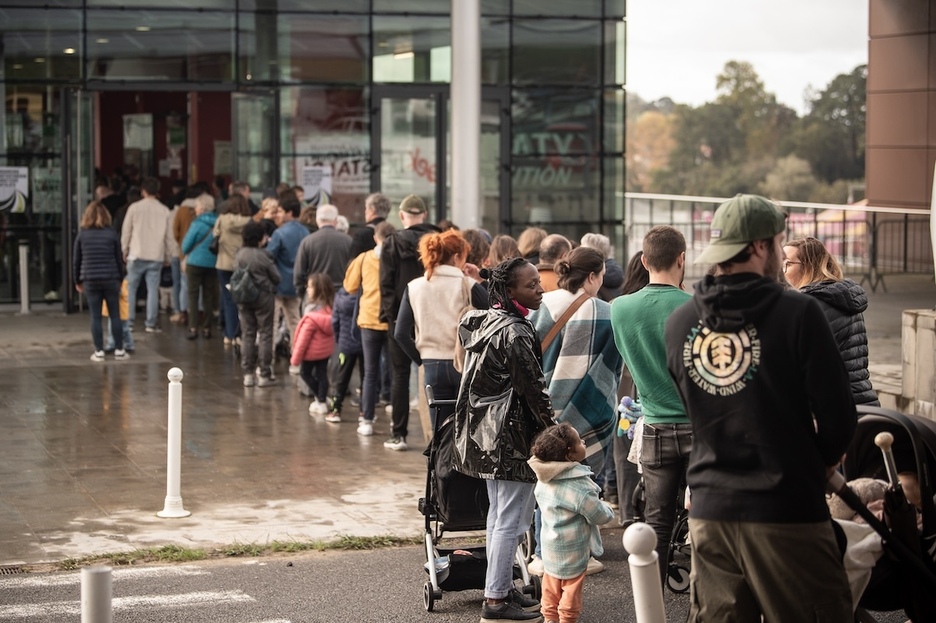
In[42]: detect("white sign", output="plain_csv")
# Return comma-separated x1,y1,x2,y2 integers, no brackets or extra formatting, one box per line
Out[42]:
0,166,28,213
301,165,334,205
293,134,370,195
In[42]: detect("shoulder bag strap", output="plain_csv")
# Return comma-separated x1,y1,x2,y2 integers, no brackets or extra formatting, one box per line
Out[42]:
540,292,591,353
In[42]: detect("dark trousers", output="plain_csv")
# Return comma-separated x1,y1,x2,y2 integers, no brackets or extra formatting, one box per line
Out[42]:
422,358,459,430
84,280,123,352
300,358,329,403
217,269,239,340
186,264,218,331
331,352,364,412
386,322,412,439
238,293,274,377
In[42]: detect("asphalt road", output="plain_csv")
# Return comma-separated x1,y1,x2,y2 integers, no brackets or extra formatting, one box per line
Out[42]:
0,525,910,623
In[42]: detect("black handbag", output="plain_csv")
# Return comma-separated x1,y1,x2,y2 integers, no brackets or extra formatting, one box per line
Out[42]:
207,235,220,255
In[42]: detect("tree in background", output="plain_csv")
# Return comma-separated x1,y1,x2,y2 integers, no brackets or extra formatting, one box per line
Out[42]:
633,61,866,204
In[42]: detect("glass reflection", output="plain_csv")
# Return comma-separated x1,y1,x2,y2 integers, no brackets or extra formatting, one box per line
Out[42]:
512,19,601,86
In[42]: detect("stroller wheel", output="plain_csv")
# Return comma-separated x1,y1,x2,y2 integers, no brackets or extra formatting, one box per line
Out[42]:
666,565,690,594
423,581,437,611
530,574,542,600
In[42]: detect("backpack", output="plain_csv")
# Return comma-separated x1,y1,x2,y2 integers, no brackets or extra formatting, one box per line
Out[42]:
228,266,259,304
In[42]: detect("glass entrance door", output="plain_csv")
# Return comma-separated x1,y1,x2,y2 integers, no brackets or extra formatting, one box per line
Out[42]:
232,91,277,195
372,86,507,230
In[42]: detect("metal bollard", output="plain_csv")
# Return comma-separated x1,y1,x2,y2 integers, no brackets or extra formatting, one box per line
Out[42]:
623,522,666,623
18,239,29,315
157,367,191,518
80,566,112,623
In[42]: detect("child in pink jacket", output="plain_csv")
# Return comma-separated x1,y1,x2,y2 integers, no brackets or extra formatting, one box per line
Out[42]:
291,273,336,420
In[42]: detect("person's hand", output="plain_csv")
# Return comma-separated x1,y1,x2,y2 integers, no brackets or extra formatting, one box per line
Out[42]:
463,263,482,282
75,283,83,293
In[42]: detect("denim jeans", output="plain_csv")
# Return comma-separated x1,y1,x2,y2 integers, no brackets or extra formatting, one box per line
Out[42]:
360,328,387,422
422,359,459,430
641,422,692,585
83,280,122,352
485,479,536,600
217,269,239,340
170,257,187,313
104,318,133,352
126,259,162,328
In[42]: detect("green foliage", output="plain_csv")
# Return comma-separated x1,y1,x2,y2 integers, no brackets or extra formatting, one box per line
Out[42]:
638,61,866,201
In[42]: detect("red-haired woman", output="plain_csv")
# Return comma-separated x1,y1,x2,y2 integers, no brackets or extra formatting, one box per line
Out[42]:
394,230,489,428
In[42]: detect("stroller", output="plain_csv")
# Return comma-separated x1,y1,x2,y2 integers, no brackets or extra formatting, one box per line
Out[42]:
833,405,936,622
629,476,691,594
418,385,540,612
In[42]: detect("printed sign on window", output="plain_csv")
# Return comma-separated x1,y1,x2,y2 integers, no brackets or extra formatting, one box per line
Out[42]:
0,166,29,213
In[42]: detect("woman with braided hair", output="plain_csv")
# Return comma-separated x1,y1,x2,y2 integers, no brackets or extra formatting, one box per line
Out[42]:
453,257,555,623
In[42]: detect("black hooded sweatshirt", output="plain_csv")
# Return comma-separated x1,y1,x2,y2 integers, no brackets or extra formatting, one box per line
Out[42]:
664,273,856,523
378,222,442,323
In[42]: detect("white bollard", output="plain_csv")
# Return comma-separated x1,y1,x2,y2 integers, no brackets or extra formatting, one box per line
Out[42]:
80,566,112,623
18,239,29,315
623,522,666,623
157,367,191,518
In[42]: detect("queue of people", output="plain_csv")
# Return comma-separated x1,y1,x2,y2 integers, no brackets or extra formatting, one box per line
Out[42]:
73,183,882,623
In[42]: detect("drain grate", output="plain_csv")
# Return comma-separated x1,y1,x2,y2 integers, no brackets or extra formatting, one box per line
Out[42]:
0,566,24,575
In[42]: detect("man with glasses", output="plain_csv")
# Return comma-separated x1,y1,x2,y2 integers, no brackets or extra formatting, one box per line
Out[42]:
664,194,855,621
609,225,691,587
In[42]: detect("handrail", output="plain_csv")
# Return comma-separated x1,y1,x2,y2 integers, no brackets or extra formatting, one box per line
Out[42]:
624,192,932,217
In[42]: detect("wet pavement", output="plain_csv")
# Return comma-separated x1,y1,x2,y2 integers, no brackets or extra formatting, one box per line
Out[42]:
0,273,934,566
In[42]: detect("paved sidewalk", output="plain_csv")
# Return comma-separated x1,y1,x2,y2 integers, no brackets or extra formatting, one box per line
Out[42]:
0,273,933,566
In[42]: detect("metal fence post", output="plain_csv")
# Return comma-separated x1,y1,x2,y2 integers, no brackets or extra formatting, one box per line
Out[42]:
157,367,191,518
18,239,29,315
80,566,112,623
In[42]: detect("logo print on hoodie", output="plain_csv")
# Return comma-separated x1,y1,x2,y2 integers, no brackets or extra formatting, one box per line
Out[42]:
682,323,761,396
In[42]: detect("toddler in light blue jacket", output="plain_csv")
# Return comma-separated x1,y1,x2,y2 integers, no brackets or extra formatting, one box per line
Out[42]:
529,423,614,623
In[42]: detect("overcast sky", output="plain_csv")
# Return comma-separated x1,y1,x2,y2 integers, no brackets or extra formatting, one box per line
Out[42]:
626,1,869,115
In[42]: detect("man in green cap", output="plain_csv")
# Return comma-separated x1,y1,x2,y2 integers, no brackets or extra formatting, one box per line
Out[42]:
664,194,855,621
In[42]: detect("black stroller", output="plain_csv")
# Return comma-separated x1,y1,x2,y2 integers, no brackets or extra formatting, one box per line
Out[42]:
418,385,540,612
833,406,936,622
629,476,691,594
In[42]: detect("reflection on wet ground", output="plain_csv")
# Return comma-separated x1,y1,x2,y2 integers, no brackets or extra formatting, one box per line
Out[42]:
0,314,424,565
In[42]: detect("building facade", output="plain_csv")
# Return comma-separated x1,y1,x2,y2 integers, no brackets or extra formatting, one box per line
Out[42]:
0,0,627,310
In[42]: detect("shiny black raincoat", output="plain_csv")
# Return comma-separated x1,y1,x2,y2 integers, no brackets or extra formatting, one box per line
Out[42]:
453,308,555,483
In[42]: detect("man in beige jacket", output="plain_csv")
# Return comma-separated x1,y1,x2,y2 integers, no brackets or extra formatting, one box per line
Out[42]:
121,176,176,333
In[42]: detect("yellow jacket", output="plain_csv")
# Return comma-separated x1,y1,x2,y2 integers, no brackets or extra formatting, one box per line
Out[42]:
343,248,387,331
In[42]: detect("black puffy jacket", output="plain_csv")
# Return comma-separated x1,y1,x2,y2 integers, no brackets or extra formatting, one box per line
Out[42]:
453,308,555,483
800,279,879,405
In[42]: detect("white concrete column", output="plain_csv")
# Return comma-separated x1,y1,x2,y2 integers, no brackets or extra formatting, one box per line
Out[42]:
450,0,481,230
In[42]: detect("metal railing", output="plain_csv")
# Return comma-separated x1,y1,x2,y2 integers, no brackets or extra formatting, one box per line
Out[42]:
623,193,934,291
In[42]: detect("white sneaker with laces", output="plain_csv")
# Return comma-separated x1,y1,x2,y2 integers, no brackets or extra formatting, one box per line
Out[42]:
357,421,374,436
383,436,408,451
114,349,129,360
90,351,105,362
585,556,605,575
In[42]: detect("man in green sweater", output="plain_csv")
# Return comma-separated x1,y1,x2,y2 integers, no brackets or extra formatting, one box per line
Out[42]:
610,225,691,586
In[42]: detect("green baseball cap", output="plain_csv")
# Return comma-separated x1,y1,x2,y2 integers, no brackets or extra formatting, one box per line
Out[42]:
695,194,787,265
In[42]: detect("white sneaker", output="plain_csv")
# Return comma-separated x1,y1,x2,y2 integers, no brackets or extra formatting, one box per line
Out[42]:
383,436,408,451
256,367,275,381
288,365,300,375
527,555,544,577
585,556,605,575
90,351,105,362
324,411,342,423
385,404,393,415
114,349,129,360
308,400,328,415
243,374,257,387
357,421,374,436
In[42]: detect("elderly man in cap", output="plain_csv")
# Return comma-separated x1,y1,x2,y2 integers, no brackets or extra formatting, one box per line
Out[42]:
664,194,855,622
379,194,441,451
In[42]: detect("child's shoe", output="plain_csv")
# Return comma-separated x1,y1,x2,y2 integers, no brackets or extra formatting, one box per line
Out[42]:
243,374,257,387
114,349,129,360
308,400,328,415
257,376,277,387
526,555,544,577
324,410,342,423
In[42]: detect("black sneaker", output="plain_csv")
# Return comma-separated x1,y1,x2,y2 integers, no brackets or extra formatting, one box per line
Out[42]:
480,600,543,622
508,588,540,612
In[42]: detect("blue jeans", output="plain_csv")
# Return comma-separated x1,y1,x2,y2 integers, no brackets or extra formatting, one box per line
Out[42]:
83,280,122,352
217,269,239,340
360,328,387,422
104,318,134,352
170,257,187,313
126,259,163,328
422,359,459,430
485,479,536,600
641,422,692,584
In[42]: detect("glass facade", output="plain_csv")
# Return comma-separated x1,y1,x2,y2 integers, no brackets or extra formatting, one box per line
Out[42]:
0,0,626,308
